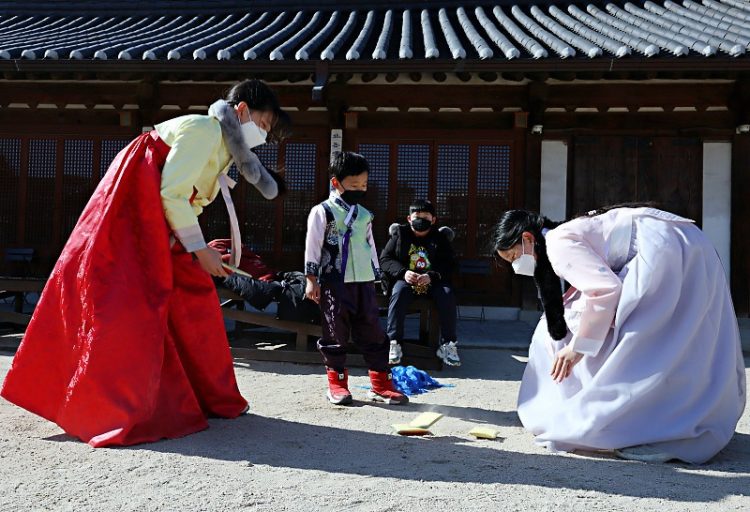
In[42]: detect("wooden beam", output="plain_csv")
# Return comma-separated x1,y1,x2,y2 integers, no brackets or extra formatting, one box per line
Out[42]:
542,111,734,134
0,81,736,120
543,83,733,111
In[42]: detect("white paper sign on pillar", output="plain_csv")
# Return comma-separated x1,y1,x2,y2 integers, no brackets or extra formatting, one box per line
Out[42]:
702,141,732,278
540,140,568,223
330,129,342,161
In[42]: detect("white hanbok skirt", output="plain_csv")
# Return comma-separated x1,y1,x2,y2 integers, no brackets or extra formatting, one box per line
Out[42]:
518,216,746,464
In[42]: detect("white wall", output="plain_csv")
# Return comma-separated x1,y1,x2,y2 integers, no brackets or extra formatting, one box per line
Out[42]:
702,142,732,279
540,140,568,222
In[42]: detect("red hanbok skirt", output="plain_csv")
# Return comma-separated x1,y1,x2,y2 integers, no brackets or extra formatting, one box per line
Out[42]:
1,131,247,447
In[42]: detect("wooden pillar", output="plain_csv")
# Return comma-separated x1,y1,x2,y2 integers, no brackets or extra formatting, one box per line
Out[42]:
135,79,158,130
731,135,750,317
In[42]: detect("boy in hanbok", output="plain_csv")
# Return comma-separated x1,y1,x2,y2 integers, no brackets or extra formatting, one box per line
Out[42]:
493,206,746,463
304,152,407,406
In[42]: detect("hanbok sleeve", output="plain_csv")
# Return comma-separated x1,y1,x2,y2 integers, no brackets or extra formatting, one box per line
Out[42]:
545,226,622,357
159,116,222,252
365,215,383,280
304,205,326,276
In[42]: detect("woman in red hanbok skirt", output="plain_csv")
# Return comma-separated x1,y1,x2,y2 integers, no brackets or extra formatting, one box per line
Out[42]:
1,80,289,447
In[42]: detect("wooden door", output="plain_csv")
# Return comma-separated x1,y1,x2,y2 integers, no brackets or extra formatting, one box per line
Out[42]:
571,136,702,222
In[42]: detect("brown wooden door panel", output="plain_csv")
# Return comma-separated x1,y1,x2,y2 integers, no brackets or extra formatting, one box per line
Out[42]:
572,136,638,216
572,135,702,222
636,137,702,223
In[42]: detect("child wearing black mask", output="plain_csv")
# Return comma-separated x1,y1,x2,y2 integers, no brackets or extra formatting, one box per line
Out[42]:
304,152,408,406
380,199,460,367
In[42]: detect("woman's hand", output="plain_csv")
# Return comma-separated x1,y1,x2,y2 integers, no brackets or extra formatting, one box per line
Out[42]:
551,344,583,383
305,277,321,304
194,247,229,278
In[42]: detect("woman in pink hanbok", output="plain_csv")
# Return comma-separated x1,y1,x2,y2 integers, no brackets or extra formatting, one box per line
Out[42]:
493,206,746,463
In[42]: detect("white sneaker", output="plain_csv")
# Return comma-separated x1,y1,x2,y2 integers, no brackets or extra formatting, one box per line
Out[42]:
437,341,461,367
388,340,402,365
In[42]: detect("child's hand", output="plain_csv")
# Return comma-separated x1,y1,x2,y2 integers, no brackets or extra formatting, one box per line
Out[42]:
305,278,321,304
404,270,420,285
417,274,431,285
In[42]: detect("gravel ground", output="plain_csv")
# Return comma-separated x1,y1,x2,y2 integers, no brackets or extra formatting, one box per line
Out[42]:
1,348,748,512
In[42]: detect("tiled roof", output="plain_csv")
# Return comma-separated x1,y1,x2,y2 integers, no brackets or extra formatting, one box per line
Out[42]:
1,1,749,62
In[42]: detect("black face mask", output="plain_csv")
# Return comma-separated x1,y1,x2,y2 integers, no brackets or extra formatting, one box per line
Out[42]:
340,189,366,205
410,218,432,232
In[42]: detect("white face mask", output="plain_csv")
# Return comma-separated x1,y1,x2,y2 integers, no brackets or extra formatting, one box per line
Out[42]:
241,120,267,148
511,239,536,277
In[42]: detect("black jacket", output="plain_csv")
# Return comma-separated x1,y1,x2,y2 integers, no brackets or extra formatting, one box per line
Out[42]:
379,224,457,288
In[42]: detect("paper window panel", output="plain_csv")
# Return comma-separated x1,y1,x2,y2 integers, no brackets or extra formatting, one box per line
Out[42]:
436,144,470,256
0,138,21,245
358,143,390,248
283,142,318,252
99,139,131,180
61,140,94,239
199,160,236,245
242,145,280,252
396,144,430,220
25,140,57,245
476,144,511,255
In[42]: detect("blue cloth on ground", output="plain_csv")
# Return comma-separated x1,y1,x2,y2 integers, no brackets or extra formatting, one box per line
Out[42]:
390,365,451,396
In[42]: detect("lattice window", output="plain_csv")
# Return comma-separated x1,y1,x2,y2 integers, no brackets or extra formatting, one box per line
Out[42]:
99,139,131,180
358,143,391,248
199,162,233,244
241,145,279,252
396,144,430,220
436,144,470,256
282,143,318,253
25,140,57,245
62,140,94,239
0,138,21,245
476,145,511,255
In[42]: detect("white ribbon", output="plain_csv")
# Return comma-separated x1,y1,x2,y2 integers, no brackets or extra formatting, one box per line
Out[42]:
218,174,242,267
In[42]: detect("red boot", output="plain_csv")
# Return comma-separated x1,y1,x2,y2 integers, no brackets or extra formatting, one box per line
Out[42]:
326,368,353,405
367,370,409,405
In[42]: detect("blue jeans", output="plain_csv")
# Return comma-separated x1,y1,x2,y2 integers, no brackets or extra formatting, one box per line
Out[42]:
387,280,457,343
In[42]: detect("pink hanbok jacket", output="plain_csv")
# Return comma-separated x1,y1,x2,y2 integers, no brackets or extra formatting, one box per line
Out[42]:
545,207,694,356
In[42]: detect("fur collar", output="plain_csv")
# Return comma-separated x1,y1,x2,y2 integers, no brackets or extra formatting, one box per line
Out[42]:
208,99,282,200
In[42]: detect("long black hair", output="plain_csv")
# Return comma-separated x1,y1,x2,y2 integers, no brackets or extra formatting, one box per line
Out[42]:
225,79,291,144
491,210,567,340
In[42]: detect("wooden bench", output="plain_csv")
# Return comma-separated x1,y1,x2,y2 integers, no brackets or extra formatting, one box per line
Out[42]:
0,277,443,369
0,277,46,326
219,287,443,369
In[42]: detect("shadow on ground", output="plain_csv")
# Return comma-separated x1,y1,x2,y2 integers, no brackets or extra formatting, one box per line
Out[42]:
42,417,748,503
